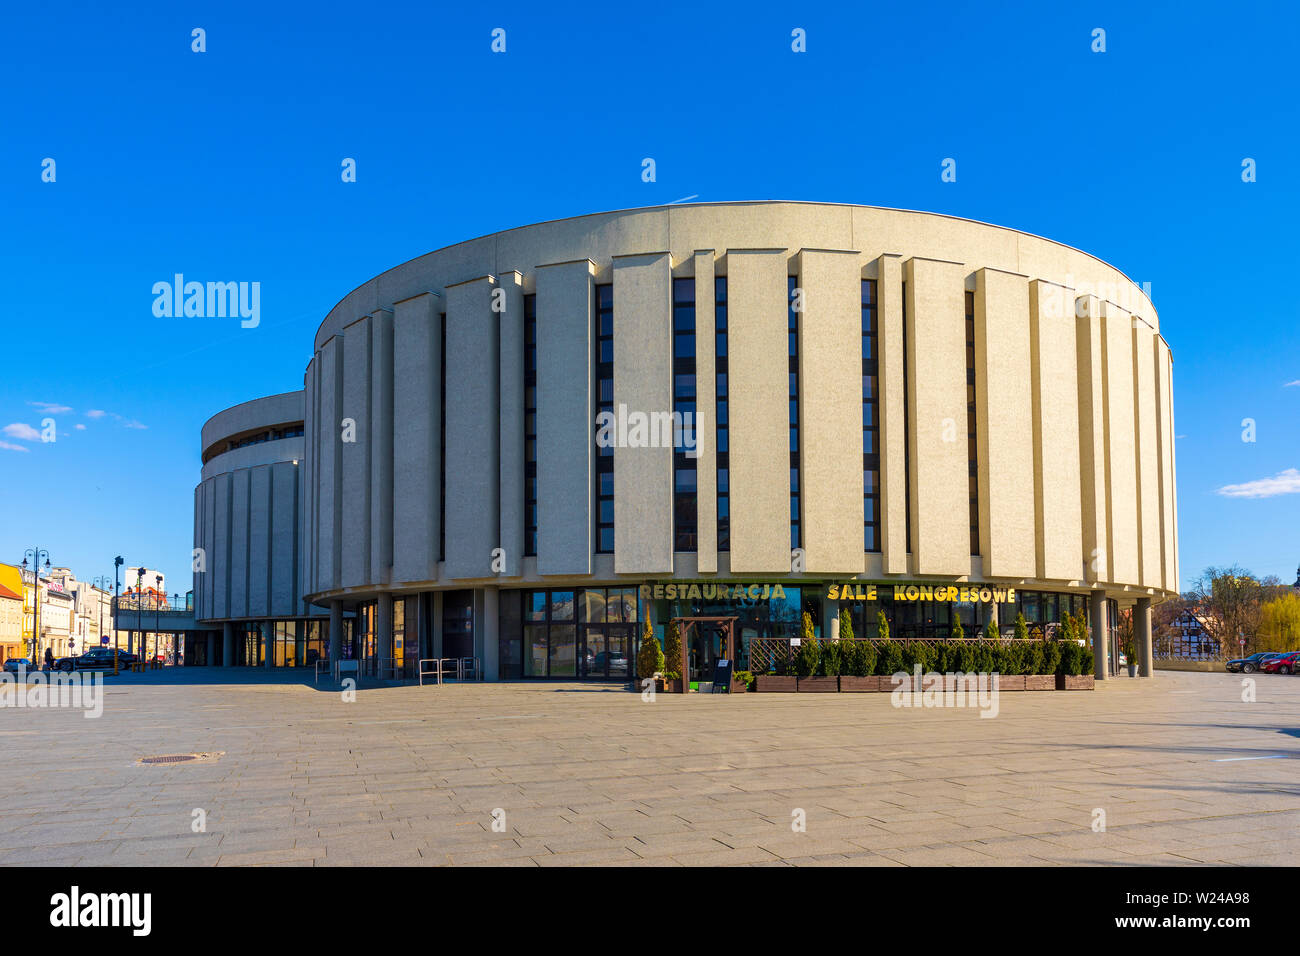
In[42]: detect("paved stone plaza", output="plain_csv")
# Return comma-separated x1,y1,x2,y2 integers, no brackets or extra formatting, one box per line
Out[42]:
1,669,1297,866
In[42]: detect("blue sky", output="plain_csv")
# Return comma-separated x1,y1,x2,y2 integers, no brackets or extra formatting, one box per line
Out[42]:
1,0,1297,593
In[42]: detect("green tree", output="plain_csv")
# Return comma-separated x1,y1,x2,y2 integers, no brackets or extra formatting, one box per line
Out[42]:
662,621,683,680
794,612,820,677
951,616,965,640
1190,565,1267,653
635,621,664,679
983,617,997,642
1014,612,1029,642
1258,593,1300,651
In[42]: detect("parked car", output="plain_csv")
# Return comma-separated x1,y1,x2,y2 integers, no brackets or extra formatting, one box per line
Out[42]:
1226,652,1282,674
3,658,33,674
55,647,136,671
1261,651,1300,675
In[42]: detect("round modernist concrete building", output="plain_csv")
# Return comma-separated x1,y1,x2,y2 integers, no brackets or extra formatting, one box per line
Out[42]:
191,201,1178,681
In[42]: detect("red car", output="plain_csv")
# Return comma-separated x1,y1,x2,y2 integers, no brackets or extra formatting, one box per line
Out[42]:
1261,651,1300,675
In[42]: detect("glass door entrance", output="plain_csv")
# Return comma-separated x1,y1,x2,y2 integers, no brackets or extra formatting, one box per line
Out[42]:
580,624,632,679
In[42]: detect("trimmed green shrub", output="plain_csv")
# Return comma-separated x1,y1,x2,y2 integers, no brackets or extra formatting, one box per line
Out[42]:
904,641,936,673
951,617,965,640
635,622,664,679
1041,640,1061,675
794,613,820,677
662,621,683,681
1000,640,1024,675
1080,645,1095,676
839,608,855,643
1023,640,1044,676
876,639,903,675
876,610,890,642
1014,612,1030,642
857,639,877,676
983,618,998,642
820,638,842,676
1058,639,1079,676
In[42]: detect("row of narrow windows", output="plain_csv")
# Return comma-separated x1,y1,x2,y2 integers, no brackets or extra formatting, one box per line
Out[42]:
429,279,974,562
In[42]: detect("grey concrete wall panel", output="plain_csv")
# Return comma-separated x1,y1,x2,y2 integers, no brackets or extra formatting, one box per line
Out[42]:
391,292,441,585
497,274,526,579
369,309,394,587
612,252,674,574
444,276,501,579
726,249,790,573
534,260,594,576
340,316,372,588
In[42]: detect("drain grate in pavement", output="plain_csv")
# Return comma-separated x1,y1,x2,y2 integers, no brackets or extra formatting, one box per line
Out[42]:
139,752,221,765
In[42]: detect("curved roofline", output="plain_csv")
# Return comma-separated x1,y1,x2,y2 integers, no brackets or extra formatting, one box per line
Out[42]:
315,199,1153,344
200,389,305,436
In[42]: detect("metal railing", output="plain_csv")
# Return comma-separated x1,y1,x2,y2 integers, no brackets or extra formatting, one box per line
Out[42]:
113,595,191,614
417,657,482,685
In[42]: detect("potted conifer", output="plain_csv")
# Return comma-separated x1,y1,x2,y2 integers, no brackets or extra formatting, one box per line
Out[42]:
840,608,881,691
661,621,685,693
635,622,665,693
796,613,837,691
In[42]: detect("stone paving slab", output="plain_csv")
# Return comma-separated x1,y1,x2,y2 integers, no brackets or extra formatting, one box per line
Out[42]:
1,669,1297,866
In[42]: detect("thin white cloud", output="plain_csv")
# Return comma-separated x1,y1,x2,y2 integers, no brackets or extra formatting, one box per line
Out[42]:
85,409,107,418
28,401,73,414
2,423,41,441
1215,468,1300,499
74,423,86,430
122,420,148,430
1284,380,1300,388
0,440,30,452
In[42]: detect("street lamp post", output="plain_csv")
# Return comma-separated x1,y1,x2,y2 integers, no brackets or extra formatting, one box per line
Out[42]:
135,567,144,657
21,549,51,667
172,592,180,665
154,574,162,666
113,556,123,674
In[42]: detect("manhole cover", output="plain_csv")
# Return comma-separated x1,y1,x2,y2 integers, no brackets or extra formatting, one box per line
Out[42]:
138,752,221,765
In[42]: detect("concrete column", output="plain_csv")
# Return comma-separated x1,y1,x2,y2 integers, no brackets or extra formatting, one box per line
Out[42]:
206,633,215,666
821,594,840,642
262,621,273,668
1090,590,1108,680
222,621,234,666
1136,597,1153,678
483,586,499,681
329,600,343,664
377,592,394,677
432,591,444,659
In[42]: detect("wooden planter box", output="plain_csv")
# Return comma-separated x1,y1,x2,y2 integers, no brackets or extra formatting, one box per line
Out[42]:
993,675,1026,691
730,677,749,693
754,675,797,693
664,678,685,694
1024,674,1055,691
1056,674,1095,691
798,676,840,692
839,675,884,692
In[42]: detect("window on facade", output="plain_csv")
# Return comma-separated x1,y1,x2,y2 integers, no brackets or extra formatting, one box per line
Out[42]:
524,294,538,557
788,275,801,551
594,285,614,553
966,290,979,556
439,313,447,563
714,276,729,552
901,281,911,556
673,277,697,552
862,279,880,552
